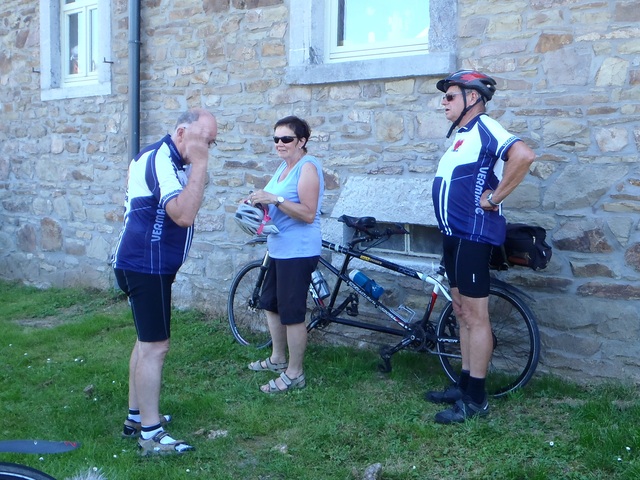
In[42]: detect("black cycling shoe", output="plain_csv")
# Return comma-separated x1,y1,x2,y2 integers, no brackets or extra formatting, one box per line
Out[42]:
425,384,463,404
434,395,489,424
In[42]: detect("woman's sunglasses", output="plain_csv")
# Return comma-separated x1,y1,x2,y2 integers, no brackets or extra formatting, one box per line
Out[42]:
273,136,296,144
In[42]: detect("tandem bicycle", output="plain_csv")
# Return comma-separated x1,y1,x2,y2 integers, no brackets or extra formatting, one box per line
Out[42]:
228,214,540,397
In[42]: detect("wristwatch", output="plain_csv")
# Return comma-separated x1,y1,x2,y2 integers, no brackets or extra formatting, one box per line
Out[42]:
487,192,502,207
275,196,285,208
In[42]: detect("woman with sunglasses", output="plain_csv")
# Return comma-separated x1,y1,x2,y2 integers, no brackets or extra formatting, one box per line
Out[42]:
246,115,324,394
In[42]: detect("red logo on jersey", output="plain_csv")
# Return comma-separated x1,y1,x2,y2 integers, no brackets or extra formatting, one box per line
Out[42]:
453,140,464,151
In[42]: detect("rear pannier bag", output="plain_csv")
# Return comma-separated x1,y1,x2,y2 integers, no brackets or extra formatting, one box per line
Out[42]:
490,224,552,271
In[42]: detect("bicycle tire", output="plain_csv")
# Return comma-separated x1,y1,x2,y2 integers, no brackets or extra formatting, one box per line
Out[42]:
0,463,57,480
227,260,273,348
435,285,540,398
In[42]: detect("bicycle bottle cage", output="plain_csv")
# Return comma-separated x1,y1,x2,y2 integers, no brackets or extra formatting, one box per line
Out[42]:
338,214,408,250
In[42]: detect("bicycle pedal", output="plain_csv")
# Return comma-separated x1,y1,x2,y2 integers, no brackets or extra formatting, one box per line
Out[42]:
346,305,359,316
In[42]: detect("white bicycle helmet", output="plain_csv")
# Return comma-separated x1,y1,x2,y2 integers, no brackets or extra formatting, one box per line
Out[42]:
234,203,280,236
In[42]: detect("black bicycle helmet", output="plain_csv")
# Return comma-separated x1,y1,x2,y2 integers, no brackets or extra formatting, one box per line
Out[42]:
437,69,497,138
436,69,497,102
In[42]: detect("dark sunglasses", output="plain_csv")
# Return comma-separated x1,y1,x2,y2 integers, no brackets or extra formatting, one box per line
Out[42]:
273,136,296,144
443,93,464,102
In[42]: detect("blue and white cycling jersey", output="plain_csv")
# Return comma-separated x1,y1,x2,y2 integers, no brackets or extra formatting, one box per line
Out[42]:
112,134,193,274
432,114,520,246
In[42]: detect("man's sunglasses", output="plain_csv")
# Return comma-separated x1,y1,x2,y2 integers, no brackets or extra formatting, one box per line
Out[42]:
273,136,296,144
443,92,465,102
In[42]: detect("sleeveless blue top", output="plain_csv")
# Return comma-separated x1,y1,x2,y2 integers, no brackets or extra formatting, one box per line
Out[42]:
264,155,324,259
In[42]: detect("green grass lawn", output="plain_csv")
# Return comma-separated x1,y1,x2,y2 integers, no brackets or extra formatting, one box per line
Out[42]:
1,280,639,480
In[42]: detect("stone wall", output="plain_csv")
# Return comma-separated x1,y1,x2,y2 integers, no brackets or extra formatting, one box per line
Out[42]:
1,0,640,384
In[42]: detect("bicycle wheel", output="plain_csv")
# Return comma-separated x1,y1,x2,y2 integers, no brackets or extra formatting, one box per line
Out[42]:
0,462,57,480
435,286,540,398
227,260,272,348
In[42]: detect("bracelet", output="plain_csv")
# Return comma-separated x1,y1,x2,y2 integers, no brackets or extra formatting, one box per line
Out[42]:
487,192,502,207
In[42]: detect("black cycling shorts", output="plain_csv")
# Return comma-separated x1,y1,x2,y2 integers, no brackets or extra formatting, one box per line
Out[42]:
442,235,493,298
114,269,176,342
259,256,319,325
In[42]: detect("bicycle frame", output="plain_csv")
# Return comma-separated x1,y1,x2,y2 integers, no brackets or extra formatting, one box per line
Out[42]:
312,239,451,337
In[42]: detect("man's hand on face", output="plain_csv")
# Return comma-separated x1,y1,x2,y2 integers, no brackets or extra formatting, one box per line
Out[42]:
182,122,210,168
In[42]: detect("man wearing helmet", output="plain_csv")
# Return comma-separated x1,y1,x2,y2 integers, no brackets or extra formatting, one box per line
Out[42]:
427,70,535,424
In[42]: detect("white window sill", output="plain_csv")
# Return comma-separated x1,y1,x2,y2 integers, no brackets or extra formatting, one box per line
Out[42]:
286,52,456,85
41,82,111,101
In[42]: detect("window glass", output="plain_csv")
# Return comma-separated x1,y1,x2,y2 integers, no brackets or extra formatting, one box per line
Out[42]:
349,222,441,256
62,0,98,84
89,7,98,72
330,0,430,62
67,12,79,75
409,224,442,254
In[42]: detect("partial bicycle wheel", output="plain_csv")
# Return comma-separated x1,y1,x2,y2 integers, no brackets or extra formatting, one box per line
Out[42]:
227,260,272,348
0,462,57,480
435,285,540,398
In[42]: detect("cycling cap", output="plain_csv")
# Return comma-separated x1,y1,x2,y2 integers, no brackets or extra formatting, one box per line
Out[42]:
234,203,279,236
436,70,497,102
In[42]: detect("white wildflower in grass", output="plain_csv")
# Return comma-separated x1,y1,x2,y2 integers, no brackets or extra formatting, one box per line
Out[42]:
549,441,554,446
66,467,108,480
626,447,631,452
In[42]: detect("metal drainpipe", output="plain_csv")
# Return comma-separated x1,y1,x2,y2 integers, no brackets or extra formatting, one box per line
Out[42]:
128,0,141,160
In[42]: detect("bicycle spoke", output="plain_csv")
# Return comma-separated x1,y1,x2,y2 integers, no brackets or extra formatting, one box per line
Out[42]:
228,261,272,348
436,286,540,397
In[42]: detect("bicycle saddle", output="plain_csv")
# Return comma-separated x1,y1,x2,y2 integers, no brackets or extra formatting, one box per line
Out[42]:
338,215,377,231
338,215,408,239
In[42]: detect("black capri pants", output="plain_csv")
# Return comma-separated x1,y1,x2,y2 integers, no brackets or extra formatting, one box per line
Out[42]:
259,256,319,325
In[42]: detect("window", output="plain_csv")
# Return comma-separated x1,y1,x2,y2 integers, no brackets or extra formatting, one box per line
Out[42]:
62,0,99,85
328,0,430,62
40,0,111,100
348,222,442,257
286,0,456,85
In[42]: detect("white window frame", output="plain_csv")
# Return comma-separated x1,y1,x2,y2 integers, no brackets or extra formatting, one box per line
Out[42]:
286,0,456,85
327,0,431,63
40,0,112,100
62,0,99,86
